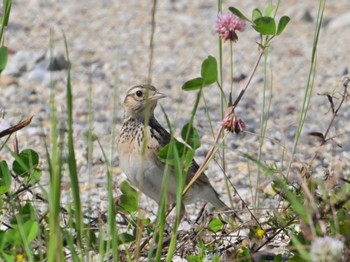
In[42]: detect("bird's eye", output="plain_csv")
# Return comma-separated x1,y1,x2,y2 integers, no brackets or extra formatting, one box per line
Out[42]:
135,90,143,97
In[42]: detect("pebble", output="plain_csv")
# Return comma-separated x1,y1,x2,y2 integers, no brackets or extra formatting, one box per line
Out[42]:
48,53,70,71
0,75,18,85
27,68,51,85
2,50,45,76
327,12,350,30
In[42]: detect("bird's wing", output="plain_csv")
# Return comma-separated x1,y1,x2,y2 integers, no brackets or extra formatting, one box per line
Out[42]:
149,117,171,147
149,117,211,186
186,158,211,186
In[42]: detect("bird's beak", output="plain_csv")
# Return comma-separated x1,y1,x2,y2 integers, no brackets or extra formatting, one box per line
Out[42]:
149,91,166,101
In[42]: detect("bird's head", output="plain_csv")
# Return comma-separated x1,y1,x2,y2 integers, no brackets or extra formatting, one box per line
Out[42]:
123,85,166,118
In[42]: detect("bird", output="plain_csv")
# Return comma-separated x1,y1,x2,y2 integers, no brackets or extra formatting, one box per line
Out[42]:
117,84,231,215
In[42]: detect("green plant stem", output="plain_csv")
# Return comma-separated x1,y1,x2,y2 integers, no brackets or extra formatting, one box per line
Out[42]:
232,48,264,109
223,36,236,209
183,125,225,195
229,41,234,94
290,0,325,158
184,47,265,196
201,93,215,137
254,46,273,211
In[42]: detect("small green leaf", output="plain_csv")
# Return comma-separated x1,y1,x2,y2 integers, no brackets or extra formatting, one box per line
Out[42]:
22,220,38,243
11,202,36,225
3,228,21,247
212,255,220,262
229,7,251,22
252,16,276,35
9,203,39,244
252,8,262,21
182,56,217,91
184,149,195,171
0,252,15,261
201,55,217,85
28,168,41,185
237,246,251,260
119,181,138,213
337,209,350,237
181,123,201,150
187,256,201,262
118,232,135,244
0,161,11,195
277,16,290,35
7,218,38,245
0,47,8,72
274,254,283,262
12,149,39,177
274,180,308,223
182,77,204,91
208,218,223,233
158,140,187,165
264,4,275,17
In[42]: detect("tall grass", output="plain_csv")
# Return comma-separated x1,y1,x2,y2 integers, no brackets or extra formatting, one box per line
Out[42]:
63,33,84,259
291,0,326,153
46,30,64,262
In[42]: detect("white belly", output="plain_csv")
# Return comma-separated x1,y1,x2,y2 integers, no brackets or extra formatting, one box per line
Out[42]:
118,147,179,204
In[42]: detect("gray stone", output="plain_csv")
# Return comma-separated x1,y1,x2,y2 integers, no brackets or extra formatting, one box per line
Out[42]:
336,67,348,76
27,68,51,85
2,50,45,76
48,53,70,71
327,12,350,30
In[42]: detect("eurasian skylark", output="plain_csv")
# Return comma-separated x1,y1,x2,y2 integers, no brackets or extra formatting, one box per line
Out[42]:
117,84,231,214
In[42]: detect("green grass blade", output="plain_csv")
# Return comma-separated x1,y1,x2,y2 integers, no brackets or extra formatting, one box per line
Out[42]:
96,138,118,260
63,32,83,255
150,169,168,261
291,0,325,157
47,29,64,262
64,205,80,262
107,78,120,260
0,0,12,44
255,47,273,210
166,141,183,261
1,0,12,26
98,219,106,262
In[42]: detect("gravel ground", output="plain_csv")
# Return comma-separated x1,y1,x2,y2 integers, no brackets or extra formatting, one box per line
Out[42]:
0,0,349,219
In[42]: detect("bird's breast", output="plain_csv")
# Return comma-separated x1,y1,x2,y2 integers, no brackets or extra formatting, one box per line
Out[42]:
117,122,164,186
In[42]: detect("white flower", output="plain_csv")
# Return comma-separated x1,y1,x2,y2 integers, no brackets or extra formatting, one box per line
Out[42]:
310,236,344,262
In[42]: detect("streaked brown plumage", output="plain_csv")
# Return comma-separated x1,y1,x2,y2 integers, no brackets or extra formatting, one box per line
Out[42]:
117,84,230,213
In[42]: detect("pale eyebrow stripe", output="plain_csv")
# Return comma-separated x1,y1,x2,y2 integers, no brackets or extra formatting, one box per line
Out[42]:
127,85,145,93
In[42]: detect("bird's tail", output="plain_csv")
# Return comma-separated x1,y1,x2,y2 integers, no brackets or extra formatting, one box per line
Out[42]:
210,194,230,211
207,192,243,222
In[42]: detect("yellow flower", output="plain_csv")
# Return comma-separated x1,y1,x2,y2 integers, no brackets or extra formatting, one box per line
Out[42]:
237,247,245,255
256,228,265,238
16,253,25,262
